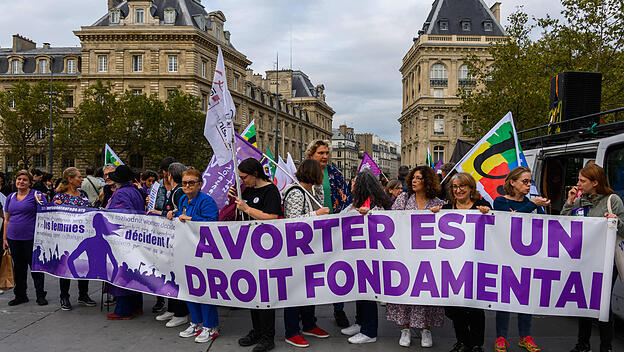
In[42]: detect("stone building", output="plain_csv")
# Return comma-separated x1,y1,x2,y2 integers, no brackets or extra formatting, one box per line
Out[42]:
356,133,401,178
398,0,506,167
0,0,333,173
331,125,359,181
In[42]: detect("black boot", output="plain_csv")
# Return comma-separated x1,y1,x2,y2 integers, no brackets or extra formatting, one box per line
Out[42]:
239,330,261,347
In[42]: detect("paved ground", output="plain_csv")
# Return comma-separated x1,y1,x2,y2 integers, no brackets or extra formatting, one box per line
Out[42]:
0,278,623,352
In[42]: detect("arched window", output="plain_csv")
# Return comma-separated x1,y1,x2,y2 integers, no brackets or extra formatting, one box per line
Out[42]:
38,59,49,74
109,9,120,24
433,146,444,164
11,59,21,74
434,115,444,134
164,8,176,24
459,64,474,87
430,64,447,87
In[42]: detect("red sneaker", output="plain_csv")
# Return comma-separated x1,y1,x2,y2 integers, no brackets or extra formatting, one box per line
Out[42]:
107,313,133,320
519,336,541,352
285,335,310,348
495,336,509,352
302,326,329,338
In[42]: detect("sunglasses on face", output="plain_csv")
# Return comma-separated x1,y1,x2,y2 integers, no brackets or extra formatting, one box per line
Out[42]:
520,179,533,185
182,180,200,187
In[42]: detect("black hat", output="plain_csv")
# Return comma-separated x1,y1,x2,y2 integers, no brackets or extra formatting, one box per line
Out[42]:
108,165,135,184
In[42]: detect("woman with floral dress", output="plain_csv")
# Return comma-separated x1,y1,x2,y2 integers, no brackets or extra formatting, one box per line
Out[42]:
386,166,445,348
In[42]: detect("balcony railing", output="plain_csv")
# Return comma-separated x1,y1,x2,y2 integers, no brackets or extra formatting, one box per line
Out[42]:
430,79,448,87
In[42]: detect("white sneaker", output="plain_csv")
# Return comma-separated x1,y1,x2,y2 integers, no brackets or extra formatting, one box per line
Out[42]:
421,329,433,348
166,315,188,328
348,333,376,344
195,327,219,343
155,311,174,321
179,323,202,338
399,328,411,347
340,323,361,336
0,289,4,294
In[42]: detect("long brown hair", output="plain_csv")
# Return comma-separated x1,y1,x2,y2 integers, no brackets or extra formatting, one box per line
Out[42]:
407,166,441,199
580,164,614,195
449,172,481,205
56,167,80,194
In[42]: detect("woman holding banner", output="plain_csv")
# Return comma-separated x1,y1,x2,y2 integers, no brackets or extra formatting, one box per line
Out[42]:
105,165,146,320
2,170,47,306
493,166,549,352
386,166,444,348
52,167,97,311
229,158,283,352
340,170,392,344
562,163,624,352
281,159,330,348
166,168,220,343
431,172,490,352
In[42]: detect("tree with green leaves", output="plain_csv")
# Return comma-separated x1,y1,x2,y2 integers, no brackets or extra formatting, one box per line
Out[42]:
459,0,624,138
0,80,67,170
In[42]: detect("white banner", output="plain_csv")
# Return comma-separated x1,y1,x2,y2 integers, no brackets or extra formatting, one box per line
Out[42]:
33,208,616,321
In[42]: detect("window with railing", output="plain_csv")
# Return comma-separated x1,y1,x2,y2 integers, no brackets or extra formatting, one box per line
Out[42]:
430,64,447,87
458,64,475,87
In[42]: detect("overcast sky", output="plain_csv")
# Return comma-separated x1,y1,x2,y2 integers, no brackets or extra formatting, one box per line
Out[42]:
0,0,564,144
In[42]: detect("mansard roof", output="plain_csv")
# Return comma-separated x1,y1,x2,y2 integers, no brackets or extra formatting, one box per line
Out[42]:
292,70,317,98
93,0,210,28
421,0,506,36
0,47,82,75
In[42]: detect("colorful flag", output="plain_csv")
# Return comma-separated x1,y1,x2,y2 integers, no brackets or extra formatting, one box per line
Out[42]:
358,152,381,177
426,148,435,168
200,133,265,208
434,158,444,174
265,146,276,178
104,144,124,166
203,46,235,166
241,119,258,148
449,112,531,204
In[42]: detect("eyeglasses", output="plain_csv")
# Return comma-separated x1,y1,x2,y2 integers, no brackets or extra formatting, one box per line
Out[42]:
182,180,200,187
452,184,468,190
520,179,533,185
104,173,112,179
240,174,249,181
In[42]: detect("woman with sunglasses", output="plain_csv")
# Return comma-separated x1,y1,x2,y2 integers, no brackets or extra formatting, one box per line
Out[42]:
229,158,283,352
492,166,550,352
166,169,220,343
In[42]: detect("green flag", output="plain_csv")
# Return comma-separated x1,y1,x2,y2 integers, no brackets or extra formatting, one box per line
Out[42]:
265,146,276,178
241,119,257,148
105,144,124,166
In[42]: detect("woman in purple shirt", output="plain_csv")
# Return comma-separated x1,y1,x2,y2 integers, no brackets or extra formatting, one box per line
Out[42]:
104,165,146,320
2,170,47,306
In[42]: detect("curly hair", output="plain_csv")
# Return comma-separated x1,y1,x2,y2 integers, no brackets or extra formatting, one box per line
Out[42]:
406,166,441,199
352,169,392,210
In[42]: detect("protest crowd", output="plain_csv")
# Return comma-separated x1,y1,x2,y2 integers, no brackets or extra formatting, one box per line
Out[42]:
0,137,622,352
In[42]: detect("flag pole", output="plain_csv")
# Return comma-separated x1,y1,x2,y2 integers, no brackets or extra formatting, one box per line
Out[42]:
262,152,323,209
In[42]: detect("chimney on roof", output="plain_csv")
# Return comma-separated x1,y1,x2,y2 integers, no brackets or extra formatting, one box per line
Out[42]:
490,2,501,23
43,43,51,49
108,0,123,10
12,34,36,52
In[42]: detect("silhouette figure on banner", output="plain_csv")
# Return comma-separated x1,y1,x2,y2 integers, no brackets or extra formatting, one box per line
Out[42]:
67,213,120,281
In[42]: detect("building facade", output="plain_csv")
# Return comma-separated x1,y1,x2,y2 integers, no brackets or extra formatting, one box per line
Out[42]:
356,133,401,178
0,0,333,173
398,0,506,167
332,125,359,181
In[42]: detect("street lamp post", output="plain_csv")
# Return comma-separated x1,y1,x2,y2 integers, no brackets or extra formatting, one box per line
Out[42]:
274,54,279,158
46,58,56,175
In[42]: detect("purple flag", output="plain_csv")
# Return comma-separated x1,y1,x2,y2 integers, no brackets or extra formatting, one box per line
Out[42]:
358,152,381,177
434,158,444,173
201,133,268,208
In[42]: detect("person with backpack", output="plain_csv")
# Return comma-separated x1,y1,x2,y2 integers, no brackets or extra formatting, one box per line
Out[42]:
281,159,330,348
81,166,104,204
563,164,624,352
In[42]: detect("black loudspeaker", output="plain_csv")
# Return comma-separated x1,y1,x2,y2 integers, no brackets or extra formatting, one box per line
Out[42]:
549,71,602,132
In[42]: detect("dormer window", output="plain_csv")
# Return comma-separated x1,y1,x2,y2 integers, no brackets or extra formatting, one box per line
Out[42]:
164,8,176,24
136,8,144,23
38,59,49,74
11,60,20,74
110,9,120,24
484,21,493,32
461,20,471,32
439,20,448,31
194,15,206,31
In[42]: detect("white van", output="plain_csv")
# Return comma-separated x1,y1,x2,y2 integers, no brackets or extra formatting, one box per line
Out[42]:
523,132,624,319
